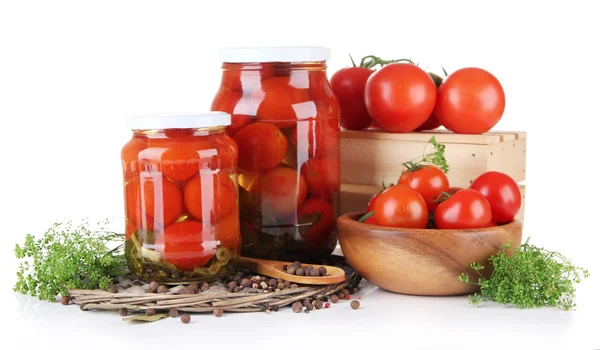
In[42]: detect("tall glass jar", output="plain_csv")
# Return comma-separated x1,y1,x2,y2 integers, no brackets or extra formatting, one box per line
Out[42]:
210,47,340,262
121,112,240,283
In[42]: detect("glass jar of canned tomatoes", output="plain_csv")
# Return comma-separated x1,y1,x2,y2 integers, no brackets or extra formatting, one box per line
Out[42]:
211,47,341,262
121,112,241,283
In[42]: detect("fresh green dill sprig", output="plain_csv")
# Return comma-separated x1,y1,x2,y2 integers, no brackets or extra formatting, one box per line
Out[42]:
14,220,127,302
459,238,590,310
401,136,450,174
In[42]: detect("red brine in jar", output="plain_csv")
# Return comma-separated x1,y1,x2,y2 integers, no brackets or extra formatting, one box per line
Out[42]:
121,112,240,282
211,47,340,262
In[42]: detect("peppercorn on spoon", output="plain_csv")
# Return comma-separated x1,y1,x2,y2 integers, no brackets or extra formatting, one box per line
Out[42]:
237,257,346,285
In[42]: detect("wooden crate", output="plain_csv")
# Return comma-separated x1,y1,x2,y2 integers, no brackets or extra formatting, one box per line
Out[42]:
340,130,527,222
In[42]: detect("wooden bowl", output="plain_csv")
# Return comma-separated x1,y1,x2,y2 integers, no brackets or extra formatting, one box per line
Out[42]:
337,212,523,296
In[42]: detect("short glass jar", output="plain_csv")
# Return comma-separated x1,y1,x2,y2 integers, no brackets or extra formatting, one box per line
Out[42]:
121,112,240,283
211,47,341,262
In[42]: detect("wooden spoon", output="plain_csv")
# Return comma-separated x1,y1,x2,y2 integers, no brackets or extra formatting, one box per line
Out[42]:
237,257,346,285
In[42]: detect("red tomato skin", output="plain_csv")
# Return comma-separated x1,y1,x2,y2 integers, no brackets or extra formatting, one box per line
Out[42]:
367,192,381,212
434,189,493,229
250,167,308,218
415,114,442,131
365,63,437,133
233,122,288,173
300,157,340,200
363,216,378,225
470,171,521,224
434,67,505,134
183,173,236,223
154,221,215,270
297,198,336,244
373,184,429,229
330,67,374,131
398,165,450,212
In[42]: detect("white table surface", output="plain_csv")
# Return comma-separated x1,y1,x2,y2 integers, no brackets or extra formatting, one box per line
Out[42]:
6,248,599,350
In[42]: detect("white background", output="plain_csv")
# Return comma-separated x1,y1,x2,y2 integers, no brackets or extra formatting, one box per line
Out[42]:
1,1,599,349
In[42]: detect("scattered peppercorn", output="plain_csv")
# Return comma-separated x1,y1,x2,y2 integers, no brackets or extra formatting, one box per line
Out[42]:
169,308,179,318
189,283,199,293
149,281,159,291
157,285,169,294
337,292,346,299
322,296,329,302
107,287,118,293
240,278,251,287
234,286,243,293
260,276,267,282
268,279,277,287
291,284,298,289
60,296,70,305
318,267,327,276
351,300,360,310
292,301,303,313
213,308,224,317
228,281,238,289
260,282,268,290
330,295,339,303
305,265,314,271
265,309,271,314
296,268,305,276
272,305,280,312
313,300,323,309
252,283,259,289
277,282,285,290
181,314,191,324
341,288,350,295
305,303,314,311
180,288,193,295
119,308,128,316
302,298,311,307
325,302,331,308
310,269,320,277
292,261,301,268
123,284,132,289
233,275,242,283
287,266,297,275
146,308,156,316
283,281,292,288
201,282,210,292
353,287,359,294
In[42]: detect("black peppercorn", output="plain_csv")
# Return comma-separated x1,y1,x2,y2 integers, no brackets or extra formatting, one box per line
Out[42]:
282,264,288,271
277,282,285,290
240,278,252,287
157,285,169,294
352,287,359,294
283,281,292,288
305,303,314,311
272,305,280,312
330,295,339,303
292,261,301,268
181,314,191,324
60,296,70,305
227,281,238,289
148,281,159,291
268,278,277,287
234,286,243,293
180,288,193,295
313,300,323,309
107,287,118,293
341,288,350,296
201,282,210,292
304,265,314,271
276,278,283,283
318,267,327,276
302,298,311,307
213,308,224,317
291,283,298,289
146,308,156,316
295,268,305,276
252,282,259,289
233,275,242,283
189,283,199,293
292,301,303,313
169,308,179,318
260,276,267,282
310,269,320,277
338,292,346,299
351,300,360,310
123,284,132,289
287,266,296,275
322,296,329,302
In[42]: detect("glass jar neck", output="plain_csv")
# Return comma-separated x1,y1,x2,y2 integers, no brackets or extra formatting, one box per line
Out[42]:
221,61,327,72
132,126,226,137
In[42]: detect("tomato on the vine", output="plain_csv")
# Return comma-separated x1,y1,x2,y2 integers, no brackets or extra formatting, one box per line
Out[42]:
398,165,449,212
470,171,521,223
434,189,492,229
373,184,429,229
330,67,374,130
154,221,216,270
365,63,437,133
233,122,288,173
416,72,445,131
434,67,505,134
367,192,382,212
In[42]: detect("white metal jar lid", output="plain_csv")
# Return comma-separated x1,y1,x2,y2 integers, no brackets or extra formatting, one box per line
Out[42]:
126,112,231,130
218,46,331,63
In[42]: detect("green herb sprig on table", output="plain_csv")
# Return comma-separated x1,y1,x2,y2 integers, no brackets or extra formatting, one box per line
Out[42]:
459,238,589,310
14,221,127,302
401,136,450,175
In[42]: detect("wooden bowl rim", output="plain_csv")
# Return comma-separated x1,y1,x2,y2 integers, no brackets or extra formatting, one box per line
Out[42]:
338,211,522,236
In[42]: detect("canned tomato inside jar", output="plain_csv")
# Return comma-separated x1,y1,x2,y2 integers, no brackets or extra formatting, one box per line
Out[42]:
121,112,240,283
211,47,341,262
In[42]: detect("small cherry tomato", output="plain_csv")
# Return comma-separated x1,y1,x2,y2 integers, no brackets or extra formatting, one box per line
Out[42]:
291,118,340,160
398,165,450,212
210,89,252,137
434,189,493,229
215,211,241,249
121,136,147,182
233,122,288,173
249,167,307,218
140,137,208,183
154,221,216,270
330,66,374,130
365,63,437,133
470,171,521,224
435,67,505,134
300,157,340,200
373,184,429,229
297,198,335,246
183,172,236,223
125,173,183,232
254,76,311,128
220,64,275,92
209,132,238,170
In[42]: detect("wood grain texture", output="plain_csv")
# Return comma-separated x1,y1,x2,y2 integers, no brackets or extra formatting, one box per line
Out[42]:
237,257,346,285
337,212,523,296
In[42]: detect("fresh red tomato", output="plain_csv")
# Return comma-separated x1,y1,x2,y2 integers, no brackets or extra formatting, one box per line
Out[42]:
183,173,236,223
365,63,437,133
291,118,340,159
434,67,505,134
297,198,335,245
233,122,288,173
470,171,521,223
330,67,374,130
416,72,444,131
215,211,241,249
373,184,429,229
125,173,183,232
154,221,216,270
249,167,308,218
434,189,493,229
398,165,450,212
254,76,311,128
363,216,378,225
367,192,382,212
300,157,340,200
